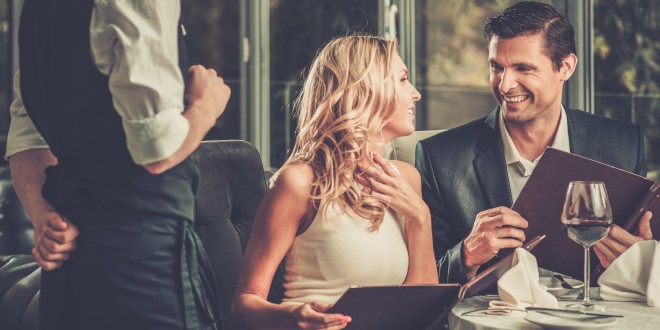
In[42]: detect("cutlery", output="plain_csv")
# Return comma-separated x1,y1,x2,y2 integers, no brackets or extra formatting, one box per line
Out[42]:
553,274,576,290
525,307,623,318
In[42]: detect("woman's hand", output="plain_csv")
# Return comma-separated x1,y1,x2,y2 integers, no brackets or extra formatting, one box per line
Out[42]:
289,302,351,329
358,152,438,284
357,152,429,224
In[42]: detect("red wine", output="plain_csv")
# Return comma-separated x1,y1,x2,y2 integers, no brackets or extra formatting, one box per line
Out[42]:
563,220,611,246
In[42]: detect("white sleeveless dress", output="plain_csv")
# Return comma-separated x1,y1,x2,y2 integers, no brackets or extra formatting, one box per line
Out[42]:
281,204,409,305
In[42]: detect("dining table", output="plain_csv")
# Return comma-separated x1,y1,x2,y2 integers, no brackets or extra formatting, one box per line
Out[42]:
449,290,660,330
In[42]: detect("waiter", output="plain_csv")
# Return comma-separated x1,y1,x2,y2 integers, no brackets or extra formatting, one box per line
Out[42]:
6,1,230,329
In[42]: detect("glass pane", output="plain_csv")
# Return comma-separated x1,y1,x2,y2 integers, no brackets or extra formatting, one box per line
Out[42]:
181,0,241,141
414,0,555,130
0,0,9,138
593,1,660,181
269,0,379,167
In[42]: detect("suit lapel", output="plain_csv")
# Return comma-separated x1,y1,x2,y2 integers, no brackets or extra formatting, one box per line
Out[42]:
566,109,598,160
473,108,513,208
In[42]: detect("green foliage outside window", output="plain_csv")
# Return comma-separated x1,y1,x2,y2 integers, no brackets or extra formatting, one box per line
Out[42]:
594,0,660,180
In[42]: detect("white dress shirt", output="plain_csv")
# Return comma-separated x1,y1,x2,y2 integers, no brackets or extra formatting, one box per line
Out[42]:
499,107,571,203
6,0,188,165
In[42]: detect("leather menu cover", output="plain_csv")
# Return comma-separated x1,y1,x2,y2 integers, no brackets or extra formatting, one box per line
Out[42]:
458,235,545,300
592,184,660,279
510,147,659,280
621,184,660,233
328,284,460,330
327,237,546,328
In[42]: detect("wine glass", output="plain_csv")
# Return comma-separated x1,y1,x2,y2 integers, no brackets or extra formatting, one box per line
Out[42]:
561,181,612,311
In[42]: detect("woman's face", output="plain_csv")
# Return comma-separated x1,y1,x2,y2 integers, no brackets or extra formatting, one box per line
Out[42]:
381,53,421,143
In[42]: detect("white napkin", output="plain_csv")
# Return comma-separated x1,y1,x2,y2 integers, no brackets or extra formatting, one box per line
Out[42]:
489,248,558,314
598,240,660,307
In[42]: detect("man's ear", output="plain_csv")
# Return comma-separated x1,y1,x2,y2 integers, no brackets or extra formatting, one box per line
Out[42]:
559,53,578,81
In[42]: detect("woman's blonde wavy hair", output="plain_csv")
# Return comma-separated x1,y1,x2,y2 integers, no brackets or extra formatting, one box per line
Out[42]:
283,35,401,230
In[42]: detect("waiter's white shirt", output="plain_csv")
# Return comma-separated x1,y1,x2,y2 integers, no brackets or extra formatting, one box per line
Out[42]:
6,0,187,165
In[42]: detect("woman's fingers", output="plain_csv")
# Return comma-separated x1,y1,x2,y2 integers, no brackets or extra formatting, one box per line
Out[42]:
358,163,390,184
371,152,400,177
294,303,351,329
366,178,394,196
357,153,400,185
369,190,392,207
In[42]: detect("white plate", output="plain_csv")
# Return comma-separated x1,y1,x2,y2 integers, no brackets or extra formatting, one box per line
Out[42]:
524,310,619,329
539,276,584,296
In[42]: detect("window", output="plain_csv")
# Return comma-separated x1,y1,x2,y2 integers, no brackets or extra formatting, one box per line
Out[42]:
0,0,10,154
593,0,660,180
2,1,657,176
181,0,241,141
268,0,379,167
413,0,557,130
184,0,380,169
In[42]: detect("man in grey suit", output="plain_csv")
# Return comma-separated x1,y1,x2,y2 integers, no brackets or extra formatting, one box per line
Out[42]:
416,1,653,284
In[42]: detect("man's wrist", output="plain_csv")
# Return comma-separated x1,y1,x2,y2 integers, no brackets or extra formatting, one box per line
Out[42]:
461,242,479,279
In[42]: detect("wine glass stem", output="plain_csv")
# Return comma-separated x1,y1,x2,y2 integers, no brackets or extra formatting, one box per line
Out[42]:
583,246,592,306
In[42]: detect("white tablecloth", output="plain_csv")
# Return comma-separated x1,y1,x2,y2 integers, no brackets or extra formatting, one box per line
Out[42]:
450,293,660,330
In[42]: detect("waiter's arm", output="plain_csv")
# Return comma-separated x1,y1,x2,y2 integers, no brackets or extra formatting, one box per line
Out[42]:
9,149,78,271
90,1,230,175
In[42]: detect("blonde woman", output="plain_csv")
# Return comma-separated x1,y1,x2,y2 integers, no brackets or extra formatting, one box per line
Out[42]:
232,35,437,330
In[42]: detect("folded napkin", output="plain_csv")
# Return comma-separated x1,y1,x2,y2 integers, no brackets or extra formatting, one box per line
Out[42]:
598,240,660,307
489,248,558,314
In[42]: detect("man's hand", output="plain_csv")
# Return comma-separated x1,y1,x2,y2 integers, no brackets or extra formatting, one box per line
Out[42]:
143,65,231,175
185,65,231,123
32,211,79,271
594,211,653,269
463,207,528,278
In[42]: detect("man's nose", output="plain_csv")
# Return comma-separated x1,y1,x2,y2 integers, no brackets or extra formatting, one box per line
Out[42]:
499,69,517,94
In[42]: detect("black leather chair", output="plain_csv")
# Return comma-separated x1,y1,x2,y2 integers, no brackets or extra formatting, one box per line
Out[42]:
0,166,36,255
0,255,40,330
0,140,284,330
192,140,284,330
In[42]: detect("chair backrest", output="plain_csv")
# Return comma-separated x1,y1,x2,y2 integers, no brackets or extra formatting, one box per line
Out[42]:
384,130,445,165
0,166,35,255
191,140,283,330
0,255,40,330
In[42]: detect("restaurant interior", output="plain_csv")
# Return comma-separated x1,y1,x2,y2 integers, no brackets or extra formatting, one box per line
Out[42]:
0,0,658,329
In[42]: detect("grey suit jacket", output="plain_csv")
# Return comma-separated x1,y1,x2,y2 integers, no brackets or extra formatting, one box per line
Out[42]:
415,107,646,284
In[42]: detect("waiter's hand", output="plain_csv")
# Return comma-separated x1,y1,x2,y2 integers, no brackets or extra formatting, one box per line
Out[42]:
32,211,78,271
594,211,652,269
143,65,231,175
185,65,231,122
463,207,528,279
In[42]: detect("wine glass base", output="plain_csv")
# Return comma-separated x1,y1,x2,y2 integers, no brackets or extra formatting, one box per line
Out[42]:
565,302,607,312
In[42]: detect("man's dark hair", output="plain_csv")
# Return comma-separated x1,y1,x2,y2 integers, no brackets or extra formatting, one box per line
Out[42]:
484,1,576,71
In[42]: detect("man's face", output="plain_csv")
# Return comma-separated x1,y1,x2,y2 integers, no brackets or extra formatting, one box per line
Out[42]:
488,33,571,125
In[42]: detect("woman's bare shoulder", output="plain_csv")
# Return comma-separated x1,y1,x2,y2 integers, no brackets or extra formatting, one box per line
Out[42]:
270,163,315,193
